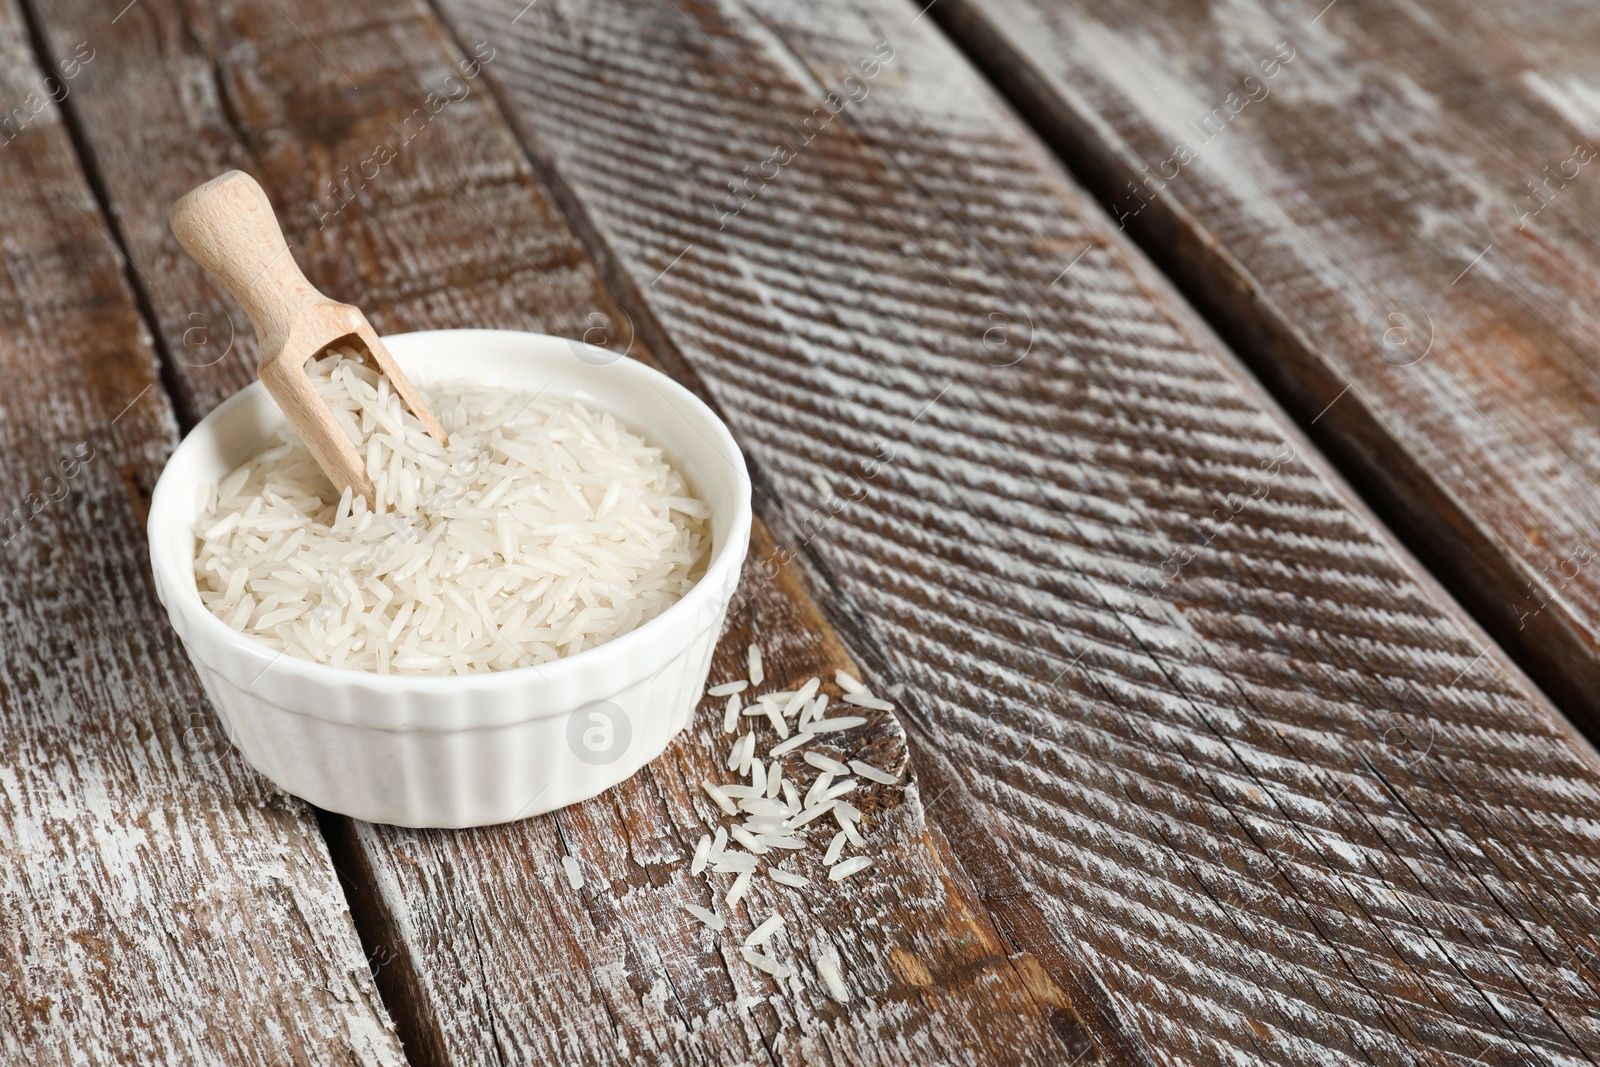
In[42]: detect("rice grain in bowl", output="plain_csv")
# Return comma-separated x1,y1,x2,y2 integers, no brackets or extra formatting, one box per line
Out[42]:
148,330,752,827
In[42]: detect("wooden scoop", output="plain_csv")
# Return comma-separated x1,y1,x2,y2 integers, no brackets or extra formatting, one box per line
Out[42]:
169,170,447,506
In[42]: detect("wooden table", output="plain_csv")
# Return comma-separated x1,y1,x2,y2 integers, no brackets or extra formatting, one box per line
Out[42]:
5,0,1600,1063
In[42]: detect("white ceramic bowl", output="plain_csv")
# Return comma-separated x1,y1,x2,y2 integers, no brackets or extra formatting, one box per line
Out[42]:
148,330,751,827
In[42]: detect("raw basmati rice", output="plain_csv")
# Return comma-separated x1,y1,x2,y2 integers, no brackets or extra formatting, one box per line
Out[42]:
686,903,724,931
834,670,865,694
815,954,849,1002
730,825,768,855
740,945,790,978
744,913,785,947
765,706,789,739
691,833,712,875
561,855,584,890
726,870,753,906
802,716,869,734
682,653,912,1003
193,349,710,674
828,856,872,881
702,780,738,816
708,680,748,696
742,915,780,947
823,831,848,865
820,778,856,802
788,799,836,828
713,852,759,874
783,678,819,717
768,734,812,758
804,752,850,776
757,834,805,851
850,759,899,785
740,797,789,819
805,772,834,808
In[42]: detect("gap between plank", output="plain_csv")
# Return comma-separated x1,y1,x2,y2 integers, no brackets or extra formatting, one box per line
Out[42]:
915,0,1592,737
15,0,197,432
413,0,1160,1060
11,0,410,1045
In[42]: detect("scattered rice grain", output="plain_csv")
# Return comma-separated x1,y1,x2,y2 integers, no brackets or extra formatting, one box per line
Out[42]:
768,734,813,758
730,825,768,855
782,678,820,718
829,856,872,881
758,834,805,850
713,852,759,874
801,715,869,734
815,954,850,1002
788,799,837,828
726,870,753,906
702,780,738,816
849,759,899,785
744,913,785,947
821,778,856,802
804,752,850,776
561,855,584,890
740,945,788,978
805,772,834,808
691,833,712,875
823,831,848,866
740,797,789,819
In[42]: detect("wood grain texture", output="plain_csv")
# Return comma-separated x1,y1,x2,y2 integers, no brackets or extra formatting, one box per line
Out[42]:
28,0,621,424
28,0,1087,1061
419,0,1600,1063
928,0,1600,734
0,5,404,1064
331,520,1084,1066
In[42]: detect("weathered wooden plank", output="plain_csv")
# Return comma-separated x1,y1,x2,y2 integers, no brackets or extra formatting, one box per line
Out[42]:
0,6,404,1065
33,0,1089,1061
928,0,1600,734
418,0,1600,1063
331,521,1084,1066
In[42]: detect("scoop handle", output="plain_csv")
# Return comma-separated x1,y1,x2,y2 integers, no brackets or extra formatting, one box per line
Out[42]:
169,170,324,355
